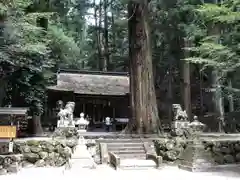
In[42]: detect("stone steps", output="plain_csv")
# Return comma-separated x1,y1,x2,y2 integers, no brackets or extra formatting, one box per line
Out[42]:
108,146,144,151
119,159,157,170
97,139,143,143
107,142,143,147
97,138,160,169
110,149,145,155
118,154,146,160
106,140,146,160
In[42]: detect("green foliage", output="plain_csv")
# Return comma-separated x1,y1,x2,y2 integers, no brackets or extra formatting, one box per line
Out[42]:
0,1,54,114
196,3,240,24
186,1,240,74
187,42,239,71
47,25,83,68
1,0,240,117
0,0,92,114
181,0,240,105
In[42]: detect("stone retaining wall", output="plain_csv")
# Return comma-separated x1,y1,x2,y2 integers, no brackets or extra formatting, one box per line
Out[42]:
0,154,22,175
0,138,78,175
203,140,240,164
0,127,79,175
154,138,240,165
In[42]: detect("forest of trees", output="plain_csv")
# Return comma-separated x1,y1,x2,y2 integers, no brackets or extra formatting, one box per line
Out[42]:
0,0,239,134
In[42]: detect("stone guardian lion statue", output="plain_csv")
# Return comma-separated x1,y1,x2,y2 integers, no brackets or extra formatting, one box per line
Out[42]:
57,101,75,127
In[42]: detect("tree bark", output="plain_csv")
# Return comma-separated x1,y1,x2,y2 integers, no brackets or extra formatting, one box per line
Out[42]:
96,0,106,71
212,70,225,132
183,38,192,121
167,65,173,124
209,25,225,132
124,0,161,134
111,0,116,53
103,0,110,70
94,0,101,70
227,77,234,112
31,114,44,136
98,0,107,71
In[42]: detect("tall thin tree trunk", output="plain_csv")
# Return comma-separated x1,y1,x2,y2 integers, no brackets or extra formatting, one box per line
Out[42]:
183,38,192,121
97,0,106,71
227,77,234,112
111,0,116,53
167,64,173,123
199,67,204,115
31,114,43,136
209,24,225,132
124,0,160,134
104,0,109,70
94,0,101,70
212,71,225,132
209,0,225,132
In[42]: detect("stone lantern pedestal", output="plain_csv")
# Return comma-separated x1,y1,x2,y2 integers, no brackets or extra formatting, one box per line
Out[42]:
178,116,215,172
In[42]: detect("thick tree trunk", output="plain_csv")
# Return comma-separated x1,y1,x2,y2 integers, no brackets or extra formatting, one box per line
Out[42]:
124,0,160,134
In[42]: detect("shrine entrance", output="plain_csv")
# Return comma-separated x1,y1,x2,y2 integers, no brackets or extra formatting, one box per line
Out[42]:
47,91,130,131
76,97,114,128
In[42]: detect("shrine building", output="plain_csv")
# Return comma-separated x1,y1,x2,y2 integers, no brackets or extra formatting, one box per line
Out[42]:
46,69,130,130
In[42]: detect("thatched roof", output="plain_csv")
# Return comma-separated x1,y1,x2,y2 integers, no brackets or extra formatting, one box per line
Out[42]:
47,71,129,96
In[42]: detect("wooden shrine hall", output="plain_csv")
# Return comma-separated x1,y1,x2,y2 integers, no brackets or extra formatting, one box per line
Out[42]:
46,69,130,130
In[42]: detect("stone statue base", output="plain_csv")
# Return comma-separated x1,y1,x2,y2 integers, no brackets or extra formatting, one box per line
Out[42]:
178,139,215,172
77,129,87,133
171,121,190,137
57,120,75,128
171,121,189,129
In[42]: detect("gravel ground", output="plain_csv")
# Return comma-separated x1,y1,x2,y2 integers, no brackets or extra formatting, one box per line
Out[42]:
1,165,240,180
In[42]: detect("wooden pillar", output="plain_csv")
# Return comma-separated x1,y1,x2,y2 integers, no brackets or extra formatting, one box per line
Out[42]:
183,38,192,121
82,103,85,113
93,105,96,124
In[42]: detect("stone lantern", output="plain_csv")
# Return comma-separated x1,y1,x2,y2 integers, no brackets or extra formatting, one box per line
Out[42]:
189,116,206,139
178,116,215,172
76,113,89,132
